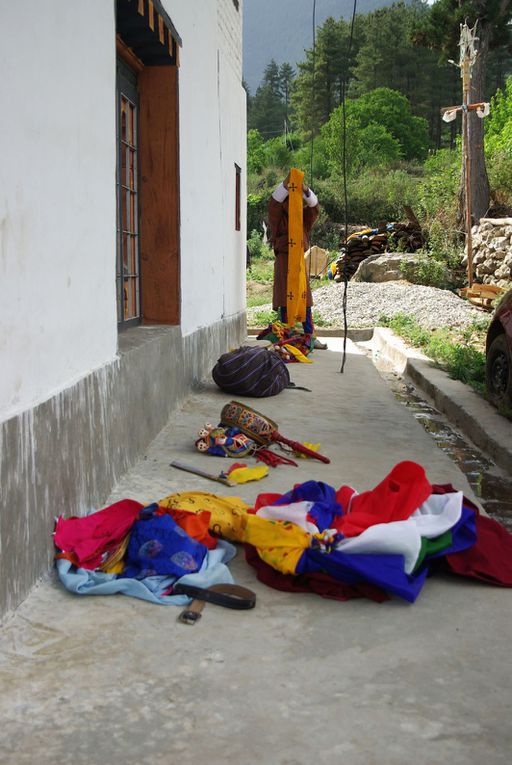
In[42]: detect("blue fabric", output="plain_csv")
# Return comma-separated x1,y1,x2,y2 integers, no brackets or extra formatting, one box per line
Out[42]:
279,306,314,335
121,505,207,580
274,480,343,532
294,505,478,603
298,547,427,603
56,540,237,606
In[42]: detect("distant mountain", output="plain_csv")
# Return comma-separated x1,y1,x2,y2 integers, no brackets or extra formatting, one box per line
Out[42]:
243,0,411,95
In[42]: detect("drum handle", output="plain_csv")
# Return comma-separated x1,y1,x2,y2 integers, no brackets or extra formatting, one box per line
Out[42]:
271,431,330,464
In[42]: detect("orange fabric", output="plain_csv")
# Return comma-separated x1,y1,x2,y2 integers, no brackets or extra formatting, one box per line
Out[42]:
286,167,307,324
157,507,217,549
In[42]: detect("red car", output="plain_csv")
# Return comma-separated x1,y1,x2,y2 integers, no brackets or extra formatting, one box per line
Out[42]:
486,289,512,407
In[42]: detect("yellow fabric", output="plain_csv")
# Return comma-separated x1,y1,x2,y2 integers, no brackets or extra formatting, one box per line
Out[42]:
227,465,269,484
283,342,313,364
100,533,130,574
243,515,310,575
294,442,321,459
158,491,250,542
286,167,307,324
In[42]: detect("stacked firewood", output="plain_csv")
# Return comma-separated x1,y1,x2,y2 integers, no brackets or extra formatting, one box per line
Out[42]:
333,208,425,282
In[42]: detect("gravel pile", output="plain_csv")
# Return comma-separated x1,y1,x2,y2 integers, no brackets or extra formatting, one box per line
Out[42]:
248,281,486,329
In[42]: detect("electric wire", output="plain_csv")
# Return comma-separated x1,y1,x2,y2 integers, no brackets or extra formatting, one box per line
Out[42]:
340,0,358,373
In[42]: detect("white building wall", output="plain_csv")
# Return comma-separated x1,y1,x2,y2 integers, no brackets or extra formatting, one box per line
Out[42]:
0,0,118,423
167,0,246,335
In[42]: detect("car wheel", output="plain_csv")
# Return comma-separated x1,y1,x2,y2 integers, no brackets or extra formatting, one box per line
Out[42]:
486,333,512,407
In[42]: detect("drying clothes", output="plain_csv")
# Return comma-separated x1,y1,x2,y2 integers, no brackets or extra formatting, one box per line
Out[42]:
244,543,390,603
435,486,512,586
334,492,464,574
158,491,250,542
159,508,217,550
224,464,269,484
268,480,343,532
246,475,479,602
243,515,311,575
256,501,319,533
54,499,144,570
56,540,237,606
121,504,207,580
334,461,432,538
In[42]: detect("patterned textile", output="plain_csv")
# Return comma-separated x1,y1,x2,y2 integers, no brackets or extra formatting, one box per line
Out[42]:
121,504,207,580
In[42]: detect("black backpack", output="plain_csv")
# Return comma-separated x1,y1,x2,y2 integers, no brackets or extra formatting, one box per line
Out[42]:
212,346,290,397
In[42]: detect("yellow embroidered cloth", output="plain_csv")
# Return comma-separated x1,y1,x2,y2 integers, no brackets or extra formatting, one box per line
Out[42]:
158,491,250,542
286,167,307,325
243,514,311,575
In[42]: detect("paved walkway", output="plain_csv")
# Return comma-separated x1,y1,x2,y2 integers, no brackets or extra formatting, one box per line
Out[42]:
1,340,511,765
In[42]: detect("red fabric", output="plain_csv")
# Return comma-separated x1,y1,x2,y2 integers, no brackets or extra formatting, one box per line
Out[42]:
333,461,432,538
163,508,217,550
431,484,512,587
54,499,144,569
244,544,389,603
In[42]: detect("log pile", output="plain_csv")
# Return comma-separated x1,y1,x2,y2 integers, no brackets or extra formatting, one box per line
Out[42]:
333,209,425,282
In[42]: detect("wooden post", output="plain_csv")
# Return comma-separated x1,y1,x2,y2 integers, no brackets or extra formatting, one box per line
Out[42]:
462,56,473,287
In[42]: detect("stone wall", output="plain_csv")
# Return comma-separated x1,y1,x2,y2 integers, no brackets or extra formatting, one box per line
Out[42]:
470,218,512,287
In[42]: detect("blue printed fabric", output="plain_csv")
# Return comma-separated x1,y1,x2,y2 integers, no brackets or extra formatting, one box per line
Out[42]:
121,505,207,580
274,480,343,532
56,540,237,606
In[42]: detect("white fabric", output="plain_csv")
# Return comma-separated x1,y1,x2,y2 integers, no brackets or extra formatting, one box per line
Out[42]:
272,183,318,207
305,189,318,207
411,492,463,538
335,492,463,575
272,182,288,203
256,501,319,533
335,521,422,574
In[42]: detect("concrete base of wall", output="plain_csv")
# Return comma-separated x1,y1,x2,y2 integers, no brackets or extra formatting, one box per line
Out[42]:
0,314,246,619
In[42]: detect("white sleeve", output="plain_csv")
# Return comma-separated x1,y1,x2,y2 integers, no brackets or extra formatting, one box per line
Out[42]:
304,189,318,207
272,182,289,203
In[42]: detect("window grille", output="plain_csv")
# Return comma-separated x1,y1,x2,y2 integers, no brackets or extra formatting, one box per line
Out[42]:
116,61,141,327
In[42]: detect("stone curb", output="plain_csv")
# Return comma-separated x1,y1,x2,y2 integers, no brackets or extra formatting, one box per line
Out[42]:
367,327,512,476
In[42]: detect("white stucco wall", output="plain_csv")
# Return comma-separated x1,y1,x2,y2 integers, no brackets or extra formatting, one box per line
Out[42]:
167,0,246,334
0,1,118,423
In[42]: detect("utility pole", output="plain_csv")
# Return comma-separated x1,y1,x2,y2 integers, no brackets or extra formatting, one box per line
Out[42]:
441,21,490,288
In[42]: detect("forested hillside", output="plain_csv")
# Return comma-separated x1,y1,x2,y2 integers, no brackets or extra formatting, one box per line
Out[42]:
243,0,403,94
246,0,512,281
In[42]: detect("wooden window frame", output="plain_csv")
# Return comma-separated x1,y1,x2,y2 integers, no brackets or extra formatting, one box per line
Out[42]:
116,39,181,327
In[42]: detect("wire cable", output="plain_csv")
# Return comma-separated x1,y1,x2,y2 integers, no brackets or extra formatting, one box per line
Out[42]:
340,0,358,373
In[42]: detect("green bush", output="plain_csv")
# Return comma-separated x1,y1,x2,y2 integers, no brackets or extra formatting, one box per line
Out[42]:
345,169,420,224
247,229,273,261
379,313,486,393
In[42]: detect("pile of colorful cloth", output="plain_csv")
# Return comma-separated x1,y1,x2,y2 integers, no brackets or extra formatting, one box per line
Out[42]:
54,461,512,607
54,495,247,605
243,461,512,602
256,321,313,363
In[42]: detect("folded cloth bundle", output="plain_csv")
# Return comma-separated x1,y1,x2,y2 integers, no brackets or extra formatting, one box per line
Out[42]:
244,461,512,603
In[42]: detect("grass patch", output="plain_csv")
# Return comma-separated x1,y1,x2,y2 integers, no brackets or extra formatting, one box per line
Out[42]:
379,313,488,394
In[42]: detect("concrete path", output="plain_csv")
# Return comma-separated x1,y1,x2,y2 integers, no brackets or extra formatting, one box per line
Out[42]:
1,340,511,765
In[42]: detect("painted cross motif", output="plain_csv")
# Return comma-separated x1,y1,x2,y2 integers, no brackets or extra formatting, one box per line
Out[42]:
287,291,294,301
289,182,298,192
288,238,296,248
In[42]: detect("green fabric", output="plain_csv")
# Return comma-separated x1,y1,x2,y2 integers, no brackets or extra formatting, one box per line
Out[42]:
413,530,453,573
